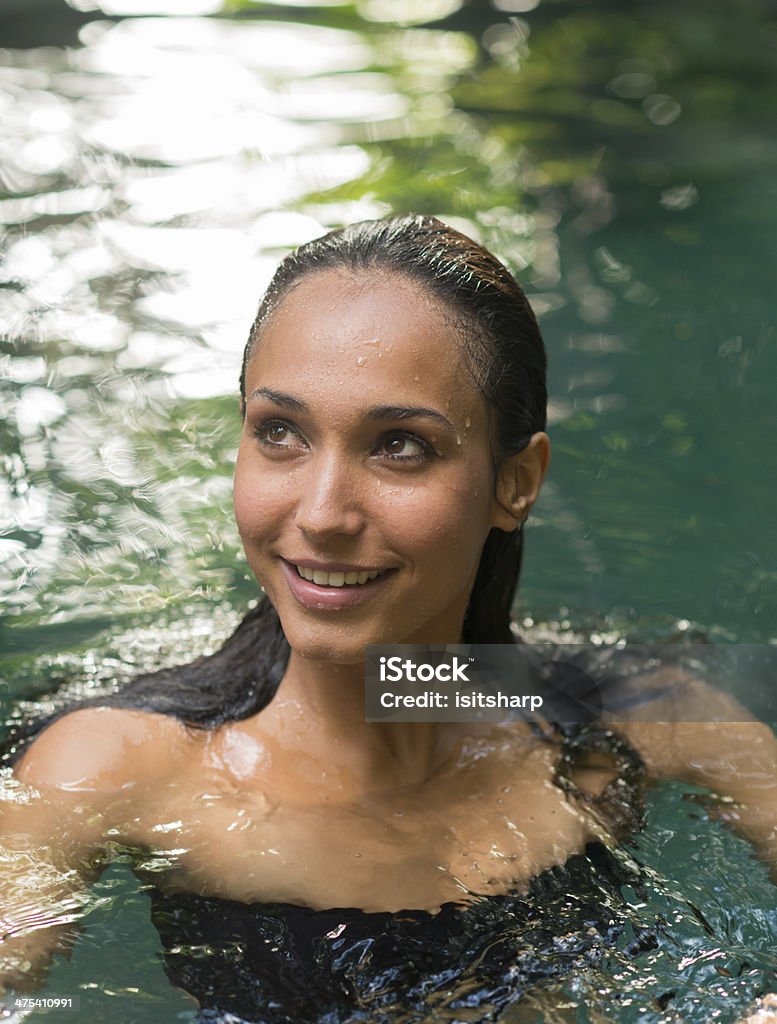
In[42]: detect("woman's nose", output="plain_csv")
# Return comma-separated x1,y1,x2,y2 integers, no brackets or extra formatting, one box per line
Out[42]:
294,453,365,540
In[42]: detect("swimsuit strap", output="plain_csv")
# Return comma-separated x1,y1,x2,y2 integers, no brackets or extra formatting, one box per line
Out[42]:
552,722,647,839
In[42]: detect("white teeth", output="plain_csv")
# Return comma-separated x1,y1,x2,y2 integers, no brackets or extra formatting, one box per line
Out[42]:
295,565,382,587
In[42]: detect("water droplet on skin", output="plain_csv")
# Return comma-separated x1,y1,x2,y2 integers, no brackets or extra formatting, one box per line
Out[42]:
394,810,404,817
354,852,362,858
501,785,512,793
455,434,462,446
464,417,471,428
356,356,367,367
413,375,420,383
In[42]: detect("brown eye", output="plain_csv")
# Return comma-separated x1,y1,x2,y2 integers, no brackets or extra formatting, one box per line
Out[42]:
376,432,434,463
252,419,305,451
267,424,288,443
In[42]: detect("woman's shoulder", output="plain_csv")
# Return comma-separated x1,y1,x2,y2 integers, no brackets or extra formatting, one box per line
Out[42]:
13,706,197,795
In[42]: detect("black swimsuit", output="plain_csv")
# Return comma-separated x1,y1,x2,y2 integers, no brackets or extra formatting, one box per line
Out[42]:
147,841,654,1024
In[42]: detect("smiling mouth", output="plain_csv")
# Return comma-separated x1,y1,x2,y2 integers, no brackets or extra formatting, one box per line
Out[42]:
293,564,387,588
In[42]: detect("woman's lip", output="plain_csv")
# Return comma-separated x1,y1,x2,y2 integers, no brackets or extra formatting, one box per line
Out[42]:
279,559,394,611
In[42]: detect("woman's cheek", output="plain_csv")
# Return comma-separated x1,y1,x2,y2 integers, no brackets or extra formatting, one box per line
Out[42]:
232,473,256,539
233,466,275,542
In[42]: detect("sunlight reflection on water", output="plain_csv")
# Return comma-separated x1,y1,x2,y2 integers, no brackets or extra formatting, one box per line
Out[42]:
0,10,410,620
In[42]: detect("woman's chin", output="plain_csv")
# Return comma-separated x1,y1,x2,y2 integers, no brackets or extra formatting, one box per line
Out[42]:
285,629,369,667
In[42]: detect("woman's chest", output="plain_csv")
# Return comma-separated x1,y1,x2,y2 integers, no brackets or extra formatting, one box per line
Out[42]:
129,742,607,912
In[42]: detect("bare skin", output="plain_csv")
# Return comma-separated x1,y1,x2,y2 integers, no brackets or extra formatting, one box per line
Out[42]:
3,271,776,1016
11,707,602,912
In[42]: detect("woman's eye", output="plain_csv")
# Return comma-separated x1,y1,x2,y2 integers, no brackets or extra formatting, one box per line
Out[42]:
252,420,304,451
376,433,433,463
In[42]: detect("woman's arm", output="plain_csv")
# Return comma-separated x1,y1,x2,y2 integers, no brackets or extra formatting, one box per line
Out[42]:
611,671,777,1024
1,707,173,995
616,671,777,872
0,789,102,995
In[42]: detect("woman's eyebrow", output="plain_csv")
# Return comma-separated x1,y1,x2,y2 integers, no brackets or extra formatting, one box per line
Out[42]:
247,387,306,411
367,405,455,431
247,390,455,432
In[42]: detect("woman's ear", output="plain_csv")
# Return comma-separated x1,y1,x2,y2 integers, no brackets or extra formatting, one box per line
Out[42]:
491,432,550,532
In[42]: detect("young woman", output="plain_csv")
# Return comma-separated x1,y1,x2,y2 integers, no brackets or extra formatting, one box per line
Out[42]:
2,215,776,1020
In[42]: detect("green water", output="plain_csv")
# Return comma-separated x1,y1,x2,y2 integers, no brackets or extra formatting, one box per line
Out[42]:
2,0,777,1020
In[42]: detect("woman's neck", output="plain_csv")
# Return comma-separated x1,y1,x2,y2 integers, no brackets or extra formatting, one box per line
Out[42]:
266,651,447,790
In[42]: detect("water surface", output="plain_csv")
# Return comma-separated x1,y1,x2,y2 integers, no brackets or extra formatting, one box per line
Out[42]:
2,0,777,1020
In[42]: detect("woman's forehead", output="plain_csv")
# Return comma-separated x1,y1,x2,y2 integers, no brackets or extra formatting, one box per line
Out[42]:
245,269,481,401
263,268,458,341
242,270,492,431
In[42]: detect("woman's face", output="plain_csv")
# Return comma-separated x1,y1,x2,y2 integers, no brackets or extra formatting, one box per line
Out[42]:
234,268,519,663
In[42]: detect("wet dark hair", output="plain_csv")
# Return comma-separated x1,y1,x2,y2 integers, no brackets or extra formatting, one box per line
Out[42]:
3,214,546,761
